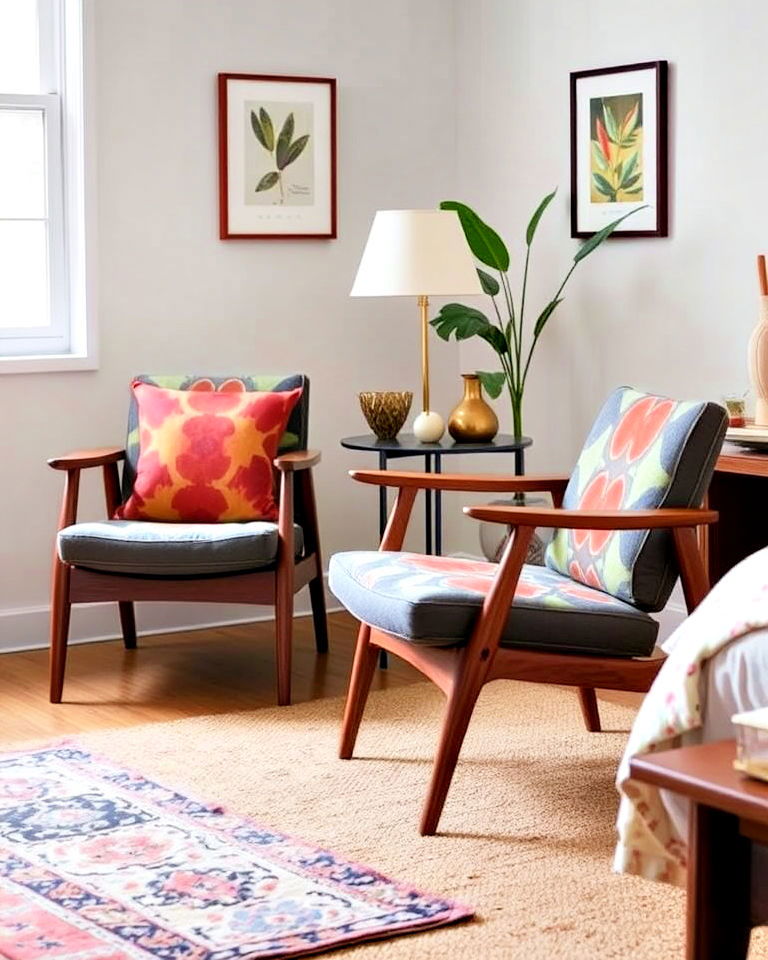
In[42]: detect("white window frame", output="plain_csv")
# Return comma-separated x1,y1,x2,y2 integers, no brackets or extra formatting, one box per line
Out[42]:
0,0,96,374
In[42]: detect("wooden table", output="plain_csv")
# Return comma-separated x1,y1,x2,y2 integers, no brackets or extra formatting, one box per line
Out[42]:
630,739,767,960
706,446,768,584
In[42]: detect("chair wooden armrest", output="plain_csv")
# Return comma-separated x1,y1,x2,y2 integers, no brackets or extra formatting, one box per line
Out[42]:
350,469,569,496
464,505,718,529
48,447,126,471
48,447,126,531
274,449,321,472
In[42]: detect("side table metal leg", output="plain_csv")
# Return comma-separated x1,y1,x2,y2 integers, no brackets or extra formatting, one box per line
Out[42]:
377,450,388,670
435,453,442,556
424,454,433,554
514,448,525,476
378,451,387,540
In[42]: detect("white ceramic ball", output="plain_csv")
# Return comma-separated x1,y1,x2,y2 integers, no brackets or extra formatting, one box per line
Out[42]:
413,411,445,443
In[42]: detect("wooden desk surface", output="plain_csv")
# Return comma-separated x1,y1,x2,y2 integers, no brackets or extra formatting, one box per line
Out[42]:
630,740,768,823
716,446,768,477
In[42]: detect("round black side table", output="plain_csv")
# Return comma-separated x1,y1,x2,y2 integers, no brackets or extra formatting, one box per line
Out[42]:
340,433,532,556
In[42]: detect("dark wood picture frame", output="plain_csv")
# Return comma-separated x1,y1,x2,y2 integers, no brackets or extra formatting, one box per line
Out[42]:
218,73,337,240
570,60,668,239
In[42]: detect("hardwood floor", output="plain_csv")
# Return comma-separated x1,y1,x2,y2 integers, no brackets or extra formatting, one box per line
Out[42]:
0,611,421,746
0,610,641,747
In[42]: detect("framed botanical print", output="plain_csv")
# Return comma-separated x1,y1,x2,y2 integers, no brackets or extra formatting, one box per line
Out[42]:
570,61,668,238
218,73,337,239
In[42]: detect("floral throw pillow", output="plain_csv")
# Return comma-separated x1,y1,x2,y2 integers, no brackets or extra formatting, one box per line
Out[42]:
115,382,302,523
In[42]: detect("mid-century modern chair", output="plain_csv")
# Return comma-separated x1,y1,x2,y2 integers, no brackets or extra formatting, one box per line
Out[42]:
48,373,327,707
329,387,727,834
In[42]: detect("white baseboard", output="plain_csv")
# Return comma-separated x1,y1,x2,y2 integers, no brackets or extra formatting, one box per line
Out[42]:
0,575,340,655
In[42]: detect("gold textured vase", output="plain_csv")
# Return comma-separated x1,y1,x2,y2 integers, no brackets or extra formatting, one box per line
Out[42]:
359,391,413,440
448,374,499,443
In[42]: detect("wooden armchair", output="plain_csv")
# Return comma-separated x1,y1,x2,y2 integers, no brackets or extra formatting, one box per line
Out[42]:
329,387,728,834
48,374,327,707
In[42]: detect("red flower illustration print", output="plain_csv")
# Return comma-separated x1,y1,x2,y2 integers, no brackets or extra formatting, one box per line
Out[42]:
609,396,675,463
574,470,626,554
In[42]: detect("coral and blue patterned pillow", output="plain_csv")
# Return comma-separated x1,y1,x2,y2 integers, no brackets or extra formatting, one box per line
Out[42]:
545,387,726,612
116,381,301,523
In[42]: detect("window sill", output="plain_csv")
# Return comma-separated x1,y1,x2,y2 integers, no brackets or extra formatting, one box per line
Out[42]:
0,352,98,375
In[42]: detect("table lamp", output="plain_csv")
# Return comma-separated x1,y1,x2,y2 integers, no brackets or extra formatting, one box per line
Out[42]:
350,209,483,442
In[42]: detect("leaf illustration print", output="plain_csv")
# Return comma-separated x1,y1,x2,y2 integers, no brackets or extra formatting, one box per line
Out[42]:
250,107,311,204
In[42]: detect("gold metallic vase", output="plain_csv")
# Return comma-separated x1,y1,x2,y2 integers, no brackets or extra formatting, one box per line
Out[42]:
448,374,499,443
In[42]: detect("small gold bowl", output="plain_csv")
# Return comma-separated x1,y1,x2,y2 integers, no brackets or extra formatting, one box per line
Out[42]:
359,391,413,440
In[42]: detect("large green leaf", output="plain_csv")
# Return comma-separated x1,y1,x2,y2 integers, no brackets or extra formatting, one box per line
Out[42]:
281,134,310,169
525,189,556,245
620,173,641,191
259,107,274,151
250,110,270,150
477,371,506,399
275,113,294,167
477,268,500,296
431,306,508,355
573,206,646,263
439,302,489,319
255,171,279,192
440,201,510,271
533,297,564,337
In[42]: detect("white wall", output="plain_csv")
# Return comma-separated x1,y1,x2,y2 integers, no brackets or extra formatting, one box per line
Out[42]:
5,0,764,651
448,0,768,583
0,0,460,651
454,0,765,461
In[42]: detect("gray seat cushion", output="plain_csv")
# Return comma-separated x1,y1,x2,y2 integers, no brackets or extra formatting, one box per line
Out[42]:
329,551,658,658
58,520,304,576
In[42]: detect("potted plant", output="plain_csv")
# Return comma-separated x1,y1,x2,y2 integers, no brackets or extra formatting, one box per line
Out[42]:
431,193,641,437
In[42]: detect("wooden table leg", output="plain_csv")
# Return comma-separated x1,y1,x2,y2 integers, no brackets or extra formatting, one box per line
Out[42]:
687,802,752,960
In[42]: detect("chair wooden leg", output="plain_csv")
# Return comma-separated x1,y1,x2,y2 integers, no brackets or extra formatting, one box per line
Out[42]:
275,584,294,707
578,686,601,732
420,679,483,836
309,573,328,654
119,602,137,650
49,559,71,703
340,624,378,759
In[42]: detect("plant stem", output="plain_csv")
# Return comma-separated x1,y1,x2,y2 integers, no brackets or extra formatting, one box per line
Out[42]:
499,271,519,391
517,244,531,394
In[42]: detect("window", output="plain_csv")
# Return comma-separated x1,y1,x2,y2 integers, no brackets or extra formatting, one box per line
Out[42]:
0,0,93,370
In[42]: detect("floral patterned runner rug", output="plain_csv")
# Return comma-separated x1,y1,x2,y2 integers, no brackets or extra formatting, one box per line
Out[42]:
0,744,472,958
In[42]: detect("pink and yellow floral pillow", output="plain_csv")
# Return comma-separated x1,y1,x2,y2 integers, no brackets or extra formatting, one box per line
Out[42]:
115,382,302,523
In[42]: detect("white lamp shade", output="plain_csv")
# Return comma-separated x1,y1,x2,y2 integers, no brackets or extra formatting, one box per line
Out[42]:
350,209,483,297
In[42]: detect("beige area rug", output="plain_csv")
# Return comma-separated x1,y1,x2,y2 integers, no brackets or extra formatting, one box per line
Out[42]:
75,681,768,960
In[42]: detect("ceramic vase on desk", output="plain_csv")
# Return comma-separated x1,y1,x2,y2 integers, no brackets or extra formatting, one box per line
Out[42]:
749,255,768,426
448,374,499,442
